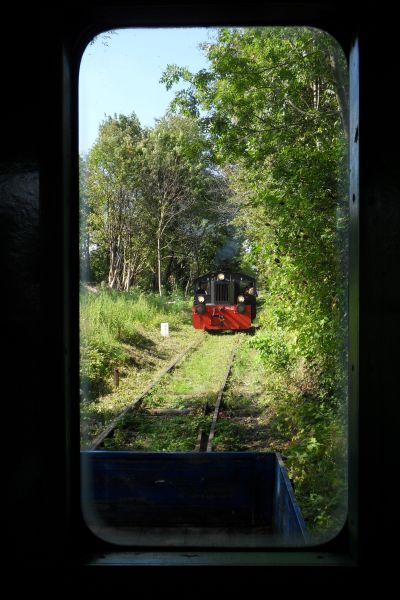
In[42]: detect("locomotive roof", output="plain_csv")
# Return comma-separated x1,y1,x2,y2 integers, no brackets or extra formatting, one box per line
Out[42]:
194,271,256,284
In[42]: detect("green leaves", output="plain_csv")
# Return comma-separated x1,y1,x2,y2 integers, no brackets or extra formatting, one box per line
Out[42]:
82,110,236,292
248,332,294,371
160,26,349,538
160,64,192,90
80,26,349,538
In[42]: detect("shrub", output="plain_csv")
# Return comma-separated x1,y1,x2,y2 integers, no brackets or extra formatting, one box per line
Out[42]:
248,332,294,370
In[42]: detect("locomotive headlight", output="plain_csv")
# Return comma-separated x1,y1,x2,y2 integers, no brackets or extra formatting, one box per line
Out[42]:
197,295,205,303
237,295,245,303
217,273,225,281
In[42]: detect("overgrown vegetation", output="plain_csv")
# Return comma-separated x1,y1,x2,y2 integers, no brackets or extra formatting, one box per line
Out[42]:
80,286,193,396
211,326,347,540
80,287,206,447
80,26,349,542
163,26,348,540
246,313,347,539
103,333,237,452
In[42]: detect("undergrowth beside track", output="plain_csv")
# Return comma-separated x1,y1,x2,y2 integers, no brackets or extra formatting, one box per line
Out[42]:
80,286,347,543
213,297,347,543
80,286,202,446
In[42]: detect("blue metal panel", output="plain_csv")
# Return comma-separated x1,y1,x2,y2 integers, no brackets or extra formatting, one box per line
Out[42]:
272,453,309,544
81,451,307,543
82,452,275,527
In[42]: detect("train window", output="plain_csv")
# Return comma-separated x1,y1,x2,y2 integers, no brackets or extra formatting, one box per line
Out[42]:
79,25,350,549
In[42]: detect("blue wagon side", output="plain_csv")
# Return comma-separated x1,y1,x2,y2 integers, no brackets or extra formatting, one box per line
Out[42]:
81,451,308,547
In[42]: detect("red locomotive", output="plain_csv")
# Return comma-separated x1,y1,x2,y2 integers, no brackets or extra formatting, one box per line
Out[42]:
192,271,257,332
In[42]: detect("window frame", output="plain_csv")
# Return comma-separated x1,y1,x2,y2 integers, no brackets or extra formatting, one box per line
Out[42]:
60,4,359,568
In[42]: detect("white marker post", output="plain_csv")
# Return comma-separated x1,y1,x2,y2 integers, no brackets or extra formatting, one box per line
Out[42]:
160,322,169,337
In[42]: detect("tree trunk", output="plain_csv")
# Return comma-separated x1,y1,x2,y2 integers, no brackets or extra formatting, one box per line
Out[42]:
157,236,162,296
81,231,91,282
185,272,192,298
123,265,131,291
164,252,175,290
108,246,116,288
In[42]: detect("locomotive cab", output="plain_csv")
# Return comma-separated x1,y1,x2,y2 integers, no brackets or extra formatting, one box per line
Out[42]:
192,271,257,331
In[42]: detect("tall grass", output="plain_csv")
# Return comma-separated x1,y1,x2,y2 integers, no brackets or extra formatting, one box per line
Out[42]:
80,287,191,394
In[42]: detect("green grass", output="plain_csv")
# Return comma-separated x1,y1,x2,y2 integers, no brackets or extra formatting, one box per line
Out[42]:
80,286,202,446
146,333,238,408
103,332,238,452
104,414,212,452
80,286,347,542
213,341,272,451
80,286,193,395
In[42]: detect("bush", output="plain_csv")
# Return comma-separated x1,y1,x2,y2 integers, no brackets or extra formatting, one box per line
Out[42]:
248,332,294,370
80,336,127,383
248,293,347,539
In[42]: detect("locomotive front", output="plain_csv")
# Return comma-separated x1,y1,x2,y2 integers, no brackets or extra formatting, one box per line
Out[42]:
192,271,257,331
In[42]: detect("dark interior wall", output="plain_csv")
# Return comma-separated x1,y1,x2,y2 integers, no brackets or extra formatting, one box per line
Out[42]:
2,1,399,587
2,3,42,561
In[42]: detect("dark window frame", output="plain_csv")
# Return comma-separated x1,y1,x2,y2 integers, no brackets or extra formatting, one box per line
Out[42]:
53,3,359,569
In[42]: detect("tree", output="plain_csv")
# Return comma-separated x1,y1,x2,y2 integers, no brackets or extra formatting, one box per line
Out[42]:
85,112,152,290
79,154,91,282
162,26,349,535
163,26,349,387
82,112,233,293
136,115,230,295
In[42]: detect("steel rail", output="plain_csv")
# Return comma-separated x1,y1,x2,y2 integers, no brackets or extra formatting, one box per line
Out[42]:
90,335,205,450
205,336,240,452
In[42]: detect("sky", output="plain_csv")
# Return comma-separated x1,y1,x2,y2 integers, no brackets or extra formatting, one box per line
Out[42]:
79,27,214,155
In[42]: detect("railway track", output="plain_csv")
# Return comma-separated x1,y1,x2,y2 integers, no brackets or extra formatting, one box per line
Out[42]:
90,336,205,450
195,338,238,451
90,332,241,452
